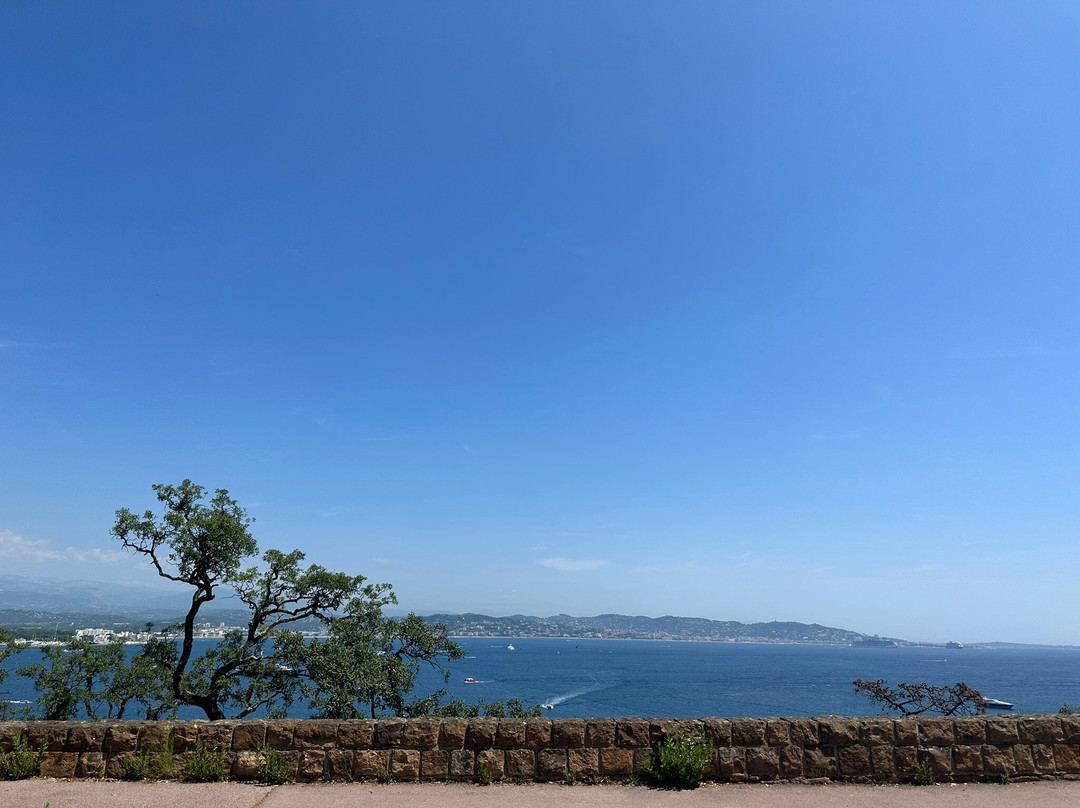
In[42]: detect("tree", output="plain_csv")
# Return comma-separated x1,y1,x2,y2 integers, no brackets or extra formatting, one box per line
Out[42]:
853,678,986,716
111,480,370,720
0,628,25,720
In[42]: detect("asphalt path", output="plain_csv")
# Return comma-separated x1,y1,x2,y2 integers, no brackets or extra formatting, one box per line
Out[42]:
4,781,1080,808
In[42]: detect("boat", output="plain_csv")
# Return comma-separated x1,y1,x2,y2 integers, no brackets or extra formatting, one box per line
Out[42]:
464,677,479,684
979,698,1014,710
541,703,554,710
507,644,515,651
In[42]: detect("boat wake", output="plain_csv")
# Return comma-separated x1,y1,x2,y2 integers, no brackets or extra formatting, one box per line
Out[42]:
543,682,611,710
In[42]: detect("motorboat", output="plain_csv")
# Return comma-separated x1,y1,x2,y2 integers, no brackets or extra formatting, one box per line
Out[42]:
979,698,1014,710
541,703,554,710
464,677,479,684
507,644,515,651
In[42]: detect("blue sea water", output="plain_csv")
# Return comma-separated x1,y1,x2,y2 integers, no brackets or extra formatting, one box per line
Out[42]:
4,638,1079,718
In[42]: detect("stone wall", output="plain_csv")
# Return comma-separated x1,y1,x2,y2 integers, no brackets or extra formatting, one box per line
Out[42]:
4,715,1080,783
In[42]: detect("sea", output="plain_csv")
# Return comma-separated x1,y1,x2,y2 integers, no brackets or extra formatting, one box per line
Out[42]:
4,637,1079,719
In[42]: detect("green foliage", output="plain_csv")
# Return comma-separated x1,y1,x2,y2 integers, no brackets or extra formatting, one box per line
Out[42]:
0,734,45,780
645,732,713,790
404,695,542,719
1060,702,1077,715
142,733,174,779
0,629,25,720
121,750,151,781
914,756,934,785
477,762,495,785
563,768,578,785
182,736,228,782
1000,770,1011,785
257,745,292,784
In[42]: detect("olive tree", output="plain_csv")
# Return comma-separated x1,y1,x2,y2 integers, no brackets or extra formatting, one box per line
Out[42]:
0,628,24,719
854,678,986,716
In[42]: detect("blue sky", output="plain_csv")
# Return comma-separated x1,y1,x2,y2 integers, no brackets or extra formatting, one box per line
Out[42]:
1,2,1078,643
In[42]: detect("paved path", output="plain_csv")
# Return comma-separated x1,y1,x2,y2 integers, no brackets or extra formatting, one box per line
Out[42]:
4,780,1080,808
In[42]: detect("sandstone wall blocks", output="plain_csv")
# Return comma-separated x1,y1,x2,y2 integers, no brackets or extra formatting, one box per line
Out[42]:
568,747,599,778
464,718,498,750
0,723,22,753
1021,717,1066,745
198,722,236,750
231,749,262,780
337,720,374,749
494,719,526,749
804,747,837,779
421,749,450,779
731,719,766,747
75,751,105,778
952,744,982,774
26,722,71,752
524,718,552,749
920,746,952,775
439,719,467,749
778,745,804,778
476,748,505,780
354,749,390,780
293,720,339,749
745,746,780,778
954,718,986,745
103,751,133,779
38,751,79,778
893,720,917,746
917,718,954,747
552,719,586,748
765,720,790,747
1013,744,1036,775
374,719,406,748
599,747,633,776
785,718,818,747
701,718,733,747
614,720,648,748
1033,744,1056,772
819,718,860,746
390,749,421,781
986,717,1021,745
103,724,140,753
861,718,894,746
584,719,615,748
536,748,567,780
449,748,475,779
231,721,267,750
264,721,297,750
837,745,871,777
66,724,106,752
1054,743,1080,772
326,748,354,781
1060,716,1080,742
505,748,536,778
892,746,917,776
632,748,652,775
982,744,1016,774
870,745,894,776
716,746,744,777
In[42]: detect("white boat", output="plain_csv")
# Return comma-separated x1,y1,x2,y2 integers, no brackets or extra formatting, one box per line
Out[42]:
541,703,554,710
980,698,1014,710
507,644,515,651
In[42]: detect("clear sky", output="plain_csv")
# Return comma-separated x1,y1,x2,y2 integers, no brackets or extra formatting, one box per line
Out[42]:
2,2,1078,644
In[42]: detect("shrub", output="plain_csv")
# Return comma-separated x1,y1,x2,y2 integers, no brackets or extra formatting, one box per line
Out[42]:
0,734,45,780
147,734,175,779
645,731,713,789
563,768,578,785
1060,702,1077,715
257,745,292,785
121,750,151,781
914,756,934,786
182,736,228,782
476,761,495,786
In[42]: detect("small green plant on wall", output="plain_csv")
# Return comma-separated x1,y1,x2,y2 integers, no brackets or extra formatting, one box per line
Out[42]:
182,736,228,782
645,731,713,789
257,744,292,785
914,756,934,785
0,734,45,780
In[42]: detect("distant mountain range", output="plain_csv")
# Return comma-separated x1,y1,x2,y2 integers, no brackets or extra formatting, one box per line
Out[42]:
423,612,904,645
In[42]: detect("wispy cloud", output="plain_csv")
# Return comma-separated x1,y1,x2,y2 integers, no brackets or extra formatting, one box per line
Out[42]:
537,557,608,572
0,529,127,564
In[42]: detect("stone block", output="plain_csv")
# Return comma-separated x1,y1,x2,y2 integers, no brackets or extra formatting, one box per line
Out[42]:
374,720,405,748
804,747,837,778
66,725,106,753
337,721,373,749
75,751,105,778
494,720,526,749
1013,745,1035,775
0,724,22,753
506,749,536,778
139,723,172,753
449,749,475,779
702,718,732,747
476,749,504,780
231,750,261,780
717,747,745,777
1020,717,1065,744
787,718,819,747
296,749,325,781
421,749,449,779
354,749,390,780
893,746,917,775
232,722,267,750
198,722,235,750
746,747,779,778
103,724,140,753
465,718,497,750
403,720,440,749
916,718,953,747
39,751,78,778
633,748,653,775
293,721,339,747
585,719,614,748
104,752,132,779
954,718,986,745
326,749,354,781
837,745,871,777
262,722,294,750
536,749,567,781
1061,716,1080,742
390,749,420,781
894,720,917,746
615,720,649,748
765,721,789,747
731,719,766,747
567,747,599,777
552,719,585,748
599,748,633,776
779,745,803,778
819,719,860,746
1055,744,1080,772
921,747,951,776
525,719,552,749
862,719,893,746
870,745,894,776
440,720,467,749
1034,744,1056,772
986,718,1020,745
982,745,1015,774
952,745,982,775
26,722,71,752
